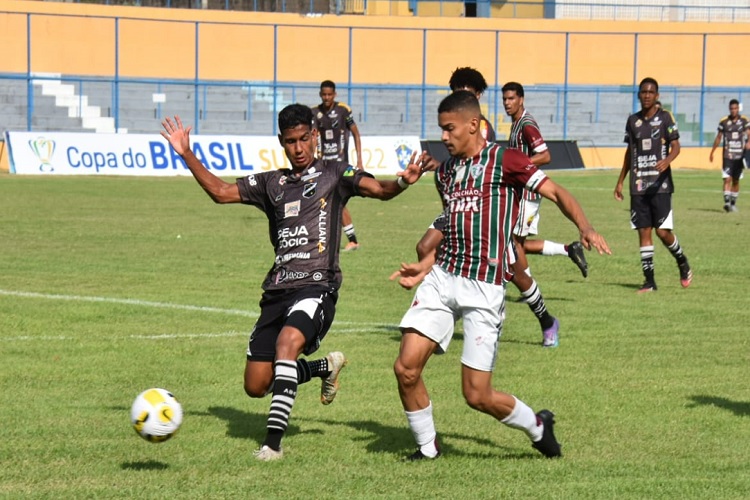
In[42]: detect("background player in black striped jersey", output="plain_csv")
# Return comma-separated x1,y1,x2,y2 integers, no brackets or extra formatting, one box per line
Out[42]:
709,98,749,212
614,77,692,293
160,105,425,461
312,80,364,251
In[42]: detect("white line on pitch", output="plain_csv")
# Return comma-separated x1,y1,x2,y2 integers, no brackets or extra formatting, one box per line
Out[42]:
0,289,260,318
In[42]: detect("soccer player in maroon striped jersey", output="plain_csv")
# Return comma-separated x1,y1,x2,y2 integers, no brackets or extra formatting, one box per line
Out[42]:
411,70,565,347
392,91,610,461
502,81,589,280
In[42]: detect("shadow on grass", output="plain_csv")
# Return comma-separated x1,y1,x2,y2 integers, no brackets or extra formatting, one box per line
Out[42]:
120,460,169,471
295,416,536,460
688,395,750,417
207,406,302,442
205,406,537,460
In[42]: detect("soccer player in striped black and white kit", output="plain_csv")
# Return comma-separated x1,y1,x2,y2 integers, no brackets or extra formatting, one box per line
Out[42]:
161,105,425,461
392,91,610,460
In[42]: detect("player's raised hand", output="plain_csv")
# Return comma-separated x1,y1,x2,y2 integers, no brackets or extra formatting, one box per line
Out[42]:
580,228,611,256
161,116,192,156
389,261,431,290
397,151,428,186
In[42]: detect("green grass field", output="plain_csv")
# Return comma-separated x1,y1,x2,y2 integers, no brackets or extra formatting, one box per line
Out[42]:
1,169,749,499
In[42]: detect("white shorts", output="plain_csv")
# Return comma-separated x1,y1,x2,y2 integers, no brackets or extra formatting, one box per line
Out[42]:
513,197,541,237
399,265,505,372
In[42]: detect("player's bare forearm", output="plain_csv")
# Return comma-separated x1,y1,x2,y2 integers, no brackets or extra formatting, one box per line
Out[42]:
390,254,435,290
181,149,240,204
162,115,240,203
359,152,425,200
541,181,611,255
614,149,630,201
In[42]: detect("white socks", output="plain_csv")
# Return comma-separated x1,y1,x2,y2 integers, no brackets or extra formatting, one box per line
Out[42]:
500,396,543,442
542,241,567,256
405,402,439,457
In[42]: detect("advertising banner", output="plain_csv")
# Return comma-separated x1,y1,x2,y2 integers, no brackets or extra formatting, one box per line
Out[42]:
5,132,422,177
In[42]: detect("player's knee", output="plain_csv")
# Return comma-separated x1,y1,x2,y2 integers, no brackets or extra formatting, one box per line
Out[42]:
462,388,490,412
243,380,269,398
393,358,421,388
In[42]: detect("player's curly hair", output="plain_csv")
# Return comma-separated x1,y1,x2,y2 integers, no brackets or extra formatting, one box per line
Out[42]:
449,67,488,94
278,104,313,132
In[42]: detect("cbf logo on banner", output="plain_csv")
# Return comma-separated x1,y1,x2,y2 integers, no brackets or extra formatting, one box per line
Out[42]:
5,131,422,177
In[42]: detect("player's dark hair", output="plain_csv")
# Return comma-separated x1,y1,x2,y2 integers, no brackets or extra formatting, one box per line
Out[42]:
449,67,488,94
639,77,659,93
501,81,525,97
438,90,481,115
729,99,740,107
278,104,313,132
320,80,336,91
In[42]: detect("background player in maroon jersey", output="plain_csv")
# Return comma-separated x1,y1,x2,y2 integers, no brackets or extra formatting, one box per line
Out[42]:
160,105,425,461
709,98,749,212
313,80,364,251
614,77,692,293
391,91,610,461
502,81,589,281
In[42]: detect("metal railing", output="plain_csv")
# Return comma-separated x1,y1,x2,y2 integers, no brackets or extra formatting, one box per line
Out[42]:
62,0,750,21
4,72,748,147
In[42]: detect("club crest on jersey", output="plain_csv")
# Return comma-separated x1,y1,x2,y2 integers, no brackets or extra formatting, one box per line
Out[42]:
470,163,485,179
303,182,317,199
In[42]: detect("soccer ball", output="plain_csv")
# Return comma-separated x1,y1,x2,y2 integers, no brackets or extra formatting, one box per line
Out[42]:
130,388,183,443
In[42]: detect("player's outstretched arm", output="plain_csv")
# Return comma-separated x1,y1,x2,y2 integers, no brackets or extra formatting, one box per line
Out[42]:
161,115,241,204
538,179,611,256
358,151,427,200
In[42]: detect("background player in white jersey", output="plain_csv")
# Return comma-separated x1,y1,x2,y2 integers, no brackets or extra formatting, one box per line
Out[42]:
614,77,692,293
709,98,749,212
502,81,589,280
160,105,424,461
312,80,364,251
391,91,610,461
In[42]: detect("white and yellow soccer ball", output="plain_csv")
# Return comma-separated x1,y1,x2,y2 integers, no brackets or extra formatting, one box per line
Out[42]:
130,388,183,443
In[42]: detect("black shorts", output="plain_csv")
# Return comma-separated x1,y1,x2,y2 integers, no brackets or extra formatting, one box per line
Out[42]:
723,158,744,181
630,193,673,230
246,286,338,362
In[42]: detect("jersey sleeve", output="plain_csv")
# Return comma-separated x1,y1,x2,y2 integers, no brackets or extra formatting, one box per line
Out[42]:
332,161,373,199
236,172,270,209
341,103,356,128
429,210,447,231
522,123,548,154
502,148,548,193
624,118,633,144
664,111,680,142
718,117,726,132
